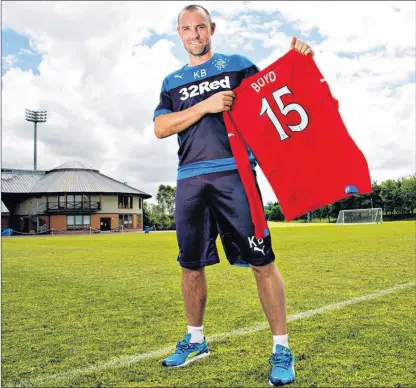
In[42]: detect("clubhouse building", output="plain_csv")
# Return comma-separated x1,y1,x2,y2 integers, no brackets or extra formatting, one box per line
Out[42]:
1,161,151,234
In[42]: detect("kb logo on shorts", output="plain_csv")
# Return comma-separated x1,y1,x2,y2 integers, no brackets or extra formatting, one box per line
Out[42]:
179,76,231,101
248,236,266,256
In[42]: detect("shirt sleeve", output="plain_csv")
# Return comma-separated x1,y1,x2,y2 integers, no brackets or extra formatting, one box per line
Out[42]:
153,77,173,120
305,56,339,110
223,111,268,240
238,55,260,80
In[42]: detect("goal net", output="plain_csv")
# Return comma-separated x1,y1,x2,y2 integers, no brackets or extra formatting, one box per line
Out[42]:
336,208,383,225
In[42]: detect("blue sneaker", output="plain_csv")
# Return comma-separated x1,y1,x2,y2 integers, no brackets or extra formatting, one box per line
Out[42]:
162,333,210,367
268,344,295,386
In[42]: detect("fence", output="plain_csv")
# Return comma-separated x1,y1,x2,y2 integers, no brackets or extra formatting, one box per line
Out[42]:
1,225,126,237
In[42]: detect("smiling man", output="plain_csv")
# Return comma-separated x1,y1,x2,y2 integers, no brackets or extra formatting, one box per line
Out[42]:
153,4,314,386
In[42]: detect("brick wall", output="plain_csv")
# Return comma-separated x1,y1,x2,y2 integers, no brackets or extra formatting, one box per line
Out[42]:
50,215,67,231
91,214,118,230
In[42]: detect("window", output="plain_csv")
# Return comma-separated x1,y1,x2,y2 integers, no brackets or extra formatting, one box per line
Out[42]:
66,194,82,210
67,215,91,230
75,215,83,226
67,194,74,209
75,195,82,209
138,197,142,210
83,194,91,209
118,214,133,229
118,195,133,209
58,195,65,209
67,215,74,227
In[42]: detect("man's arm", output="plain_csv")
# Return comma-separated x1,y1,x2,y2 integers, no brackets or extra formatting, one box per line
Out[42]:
154,102,207,139
154,91,235,139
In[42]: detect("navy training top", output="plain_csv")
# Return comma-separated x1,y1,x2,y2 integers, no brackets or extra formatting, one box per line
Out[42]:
154,53,259,180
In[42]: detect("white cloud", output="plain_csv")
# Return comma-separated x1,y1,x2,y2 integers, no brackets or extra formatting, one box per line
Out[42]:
1,1,415,207
18,48,36,56
2,54,20,71
2,1,187,199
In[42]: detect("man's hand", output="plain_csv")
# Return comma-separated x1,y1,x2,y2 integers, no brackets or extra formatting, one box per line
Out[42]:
201,91,236,113
154,91,235,139
290,37,315,57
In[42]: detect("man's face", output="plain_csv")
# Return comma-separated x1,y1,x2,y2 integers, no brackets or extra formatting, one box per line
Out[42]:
177,9,215,57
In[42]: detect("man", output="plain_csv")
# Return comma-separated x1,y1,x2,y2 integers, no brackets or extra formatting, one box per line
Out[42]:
153,5,314,386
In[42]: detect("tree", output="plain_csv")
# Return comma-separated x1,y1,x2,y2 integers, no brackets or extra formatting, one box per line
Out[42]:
264,201,275,221
143,185,177,230
399,175,416,214
370,181,383,209
312,207,326,223
156,185,176,218
323,205,332,223
329,201,341,220
144,203,175,230
380,179,400,215
266,201,274,210
268,203,285,221
143,201,151,227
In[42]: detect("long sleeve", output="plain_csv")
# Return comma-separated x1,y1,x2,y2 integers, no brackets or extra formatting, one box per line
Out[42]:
223,111,268,239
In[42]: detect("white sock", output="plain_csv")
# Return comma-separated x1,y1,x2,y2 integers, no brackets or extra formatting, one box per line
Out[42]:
273,334,289,352
187,325,204,344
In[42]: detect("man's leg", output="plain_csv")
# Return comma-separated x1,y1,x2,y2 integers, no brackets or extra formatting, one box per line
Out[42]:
251,262,287,335
208,170,294,385
182,267,207,327
162,177,216,367
175,176,218,328
162,267,212,368
252,262,295,386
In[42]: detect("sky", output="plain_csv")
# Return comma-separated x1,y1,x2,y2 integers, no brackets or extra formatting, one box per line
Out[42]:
1,1,415,204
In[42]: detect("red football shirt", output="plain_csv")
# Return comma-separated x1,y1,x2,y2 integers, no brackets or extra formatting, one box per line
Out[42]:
224,50,372,236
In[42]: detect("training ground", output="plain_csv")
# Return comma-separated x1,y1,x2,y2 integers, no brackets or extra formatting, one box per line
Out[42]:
2,221,415,387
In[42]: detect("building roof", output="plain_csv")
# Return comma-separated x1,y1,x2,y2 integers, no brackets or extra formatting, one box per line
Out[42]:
51,161,98,171
31,170,151,196
1,161,151,198
1,200,9,214
1,171,45,193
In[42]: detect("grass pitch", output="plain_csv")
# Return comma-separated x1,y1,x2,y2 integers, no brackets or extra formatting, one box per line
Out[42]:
2,221,415,387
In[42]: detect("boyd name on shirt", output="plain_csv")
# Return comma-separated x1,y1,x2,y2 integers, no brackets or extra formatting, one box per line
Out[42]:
251,71,277,93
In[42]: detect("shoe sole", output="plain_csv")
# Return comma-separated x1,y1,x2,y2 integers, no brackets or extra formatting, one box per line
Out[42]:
164,351,210,368
268,378,294,386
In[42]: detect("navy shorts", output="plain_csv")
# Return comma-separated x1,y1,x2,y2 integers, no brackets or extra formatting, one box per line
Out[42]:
175,170,275,269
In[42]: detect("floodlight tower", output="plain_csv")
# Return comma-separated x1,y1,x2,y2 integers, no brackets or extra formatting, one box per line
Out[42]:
25,109,47,170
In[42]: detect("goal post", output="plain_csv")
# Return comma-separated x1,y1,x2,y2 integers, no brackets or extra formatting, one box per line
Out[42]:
336,208,383,225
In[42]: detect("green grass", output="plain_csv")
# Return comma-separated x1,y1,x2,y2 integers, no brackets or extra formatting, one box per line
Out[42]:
2,221,415,387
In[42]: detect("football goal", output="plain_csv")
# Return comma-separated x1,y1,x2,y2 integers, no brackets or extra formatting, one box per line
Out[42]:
336,208,383,225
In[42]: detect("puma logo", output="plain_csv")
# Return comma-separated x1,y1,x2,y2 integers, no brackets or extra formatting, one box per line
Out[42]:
228,133,235,137
253,246,265,256
174,73,184,79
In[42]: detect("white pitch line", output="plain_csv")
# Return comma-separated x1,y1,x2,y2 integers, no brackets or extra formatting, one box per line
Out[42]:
19,281,415,387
